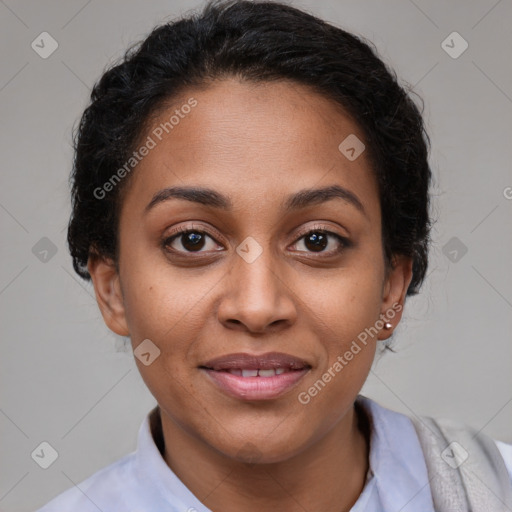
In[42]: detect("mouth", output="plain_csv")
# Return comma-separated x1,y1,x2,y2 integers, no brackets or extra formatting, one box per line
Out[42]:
198,352,312,401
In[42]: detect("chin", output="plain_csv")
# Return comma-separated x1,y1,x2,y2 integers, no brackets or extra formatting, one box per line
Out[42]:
215,427,312,465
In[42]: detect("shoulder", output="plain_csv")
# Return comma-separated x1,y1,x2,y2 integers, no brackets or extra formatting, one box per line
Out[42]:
357,395,512,485
34,452,137,512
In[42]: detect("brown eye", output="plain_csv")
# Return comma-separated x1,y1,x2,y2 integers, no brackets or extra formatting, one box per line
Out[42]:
303,232,328,252
163,229,222,254
292,229,349,255
178,231,206,251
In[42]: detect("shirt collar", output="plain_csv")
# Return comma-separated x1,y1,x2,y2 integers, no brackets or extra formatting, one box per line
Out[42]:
134,405,213,511
355,395,435,511
134,396,435,511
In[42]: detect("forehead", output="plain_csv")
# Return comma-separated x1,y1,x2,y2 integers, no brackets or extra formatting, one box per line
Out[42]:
121,77,379,218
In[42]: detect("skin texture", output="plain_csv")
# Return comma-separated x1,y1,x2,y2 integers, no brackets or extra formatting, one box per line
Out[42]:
88,77,413,512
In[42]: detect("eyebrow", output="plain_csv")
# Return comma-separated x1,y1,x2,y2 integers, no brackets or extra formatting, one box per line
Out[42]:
144,184,366,216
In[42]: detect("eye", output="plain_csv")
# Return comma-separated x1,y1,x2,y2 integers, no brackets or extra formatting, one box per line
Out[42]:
162,226,223,254
291,227,349,255
162,224,350,256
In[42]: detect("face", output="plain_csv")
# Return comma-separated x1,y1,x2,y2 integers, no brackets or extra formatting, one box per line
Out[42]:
89,77,412,464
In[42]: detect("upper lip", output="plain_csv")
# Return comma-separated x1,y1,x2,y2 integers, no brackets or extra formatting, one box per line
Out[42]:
199,352,311,371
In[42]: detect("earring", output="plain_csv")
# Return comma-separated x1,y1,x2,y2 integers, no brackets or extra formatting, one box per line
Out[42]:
384,322,392,330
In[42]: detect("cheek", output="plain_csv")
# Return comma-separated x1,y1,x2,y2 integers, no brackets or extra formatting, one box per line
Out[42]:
119,243,210,343
302,260,384,335
297,259,383,391
119,260,218,391
293,277,380,421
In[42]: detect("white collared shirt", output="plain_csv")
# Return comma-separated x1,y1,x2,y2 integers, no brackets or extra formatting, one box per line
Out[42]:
35,395,512,511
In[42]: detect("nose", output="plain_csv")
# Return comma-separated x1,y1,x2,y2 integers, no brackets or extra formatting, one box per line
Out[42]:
217,243,298,334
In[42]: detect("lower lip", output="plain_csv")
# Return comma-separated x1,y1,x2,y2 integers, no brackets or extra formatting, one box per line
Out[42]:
200,368,310,401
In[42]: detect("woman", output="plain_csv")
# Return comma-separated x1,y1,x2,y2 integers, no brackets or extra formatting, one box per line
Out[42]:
36,0,512,510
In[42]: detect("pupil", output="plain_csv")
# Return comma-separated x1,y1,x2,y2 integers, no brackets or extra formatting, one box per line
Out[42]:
306,232,327,252
183,232,204,251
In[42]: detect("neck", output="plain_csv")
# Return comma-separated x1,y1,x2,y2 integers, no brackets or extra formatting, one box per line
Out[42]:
155,400,371,512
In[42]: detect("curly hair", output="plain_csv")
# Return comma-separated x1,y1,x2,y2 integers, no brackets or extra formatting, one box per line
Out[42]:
67,0,432,296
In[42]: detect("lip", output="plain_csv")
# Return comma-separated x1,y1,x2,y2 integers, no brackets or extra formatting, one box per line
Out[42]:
199,351,311,371
199,352,312,401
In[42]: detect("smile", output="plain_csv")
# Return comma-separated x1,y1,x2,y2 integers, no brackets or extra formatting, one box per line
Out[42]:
200,367,310,400
198,351,312,400
221,368,289,376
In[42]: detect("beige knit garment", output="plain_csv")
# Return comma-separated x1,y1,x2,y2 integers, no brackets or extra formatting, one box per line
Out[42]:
410,415,512,512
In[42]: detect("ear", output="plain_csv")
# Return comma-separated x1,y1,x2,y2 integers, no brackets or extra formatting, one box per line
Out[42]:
377,255,413,341
87,254,130,336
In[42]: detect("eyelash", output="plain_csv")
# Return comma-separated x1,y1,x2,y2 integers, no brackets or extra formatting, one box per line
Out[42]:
161,224,350,257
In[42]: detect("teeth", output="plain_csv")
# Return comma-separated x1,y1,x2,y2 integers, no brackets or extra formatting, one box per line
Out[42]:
226,368,290,377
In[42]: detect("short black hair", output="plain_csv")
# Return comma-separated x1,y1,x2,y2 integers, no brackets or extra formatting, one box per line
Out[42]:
67,0,432,296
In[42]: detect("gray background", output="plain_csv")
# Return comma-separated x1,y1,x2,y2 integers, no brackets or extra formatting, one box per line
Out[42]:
1,0,511,510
